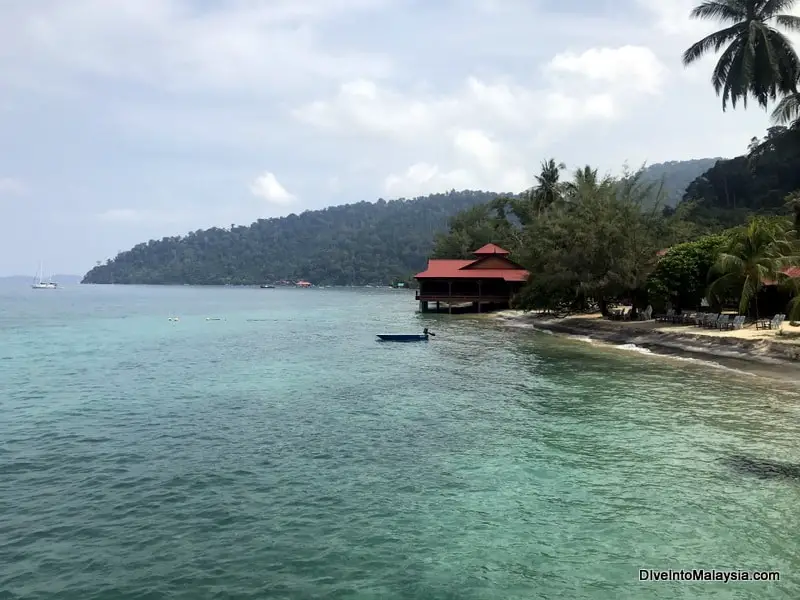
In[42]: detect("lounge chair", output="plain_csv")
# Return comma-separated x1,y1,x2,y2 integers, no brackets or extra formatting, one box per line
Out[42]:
657,309,675,323
698,313,717,327
715,314,733,329
756,314,785,330
725,315,746,330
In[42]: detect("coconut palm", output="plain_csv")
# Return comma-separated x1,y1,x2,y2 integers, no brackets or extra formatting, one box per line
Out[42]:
564,165,615,199
683,0,800,111
531,158,566,214
785,191,800,234
771,91,800,123
707,216,797,317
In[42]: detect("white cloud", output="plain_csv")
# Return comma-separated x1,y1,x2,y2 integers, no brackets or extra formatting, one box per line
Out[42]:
0,0,392,94
0,177,27,195
250,172,295,205
384,128,528,197
296,45,668,196
545,45,667,94
0,0,787,275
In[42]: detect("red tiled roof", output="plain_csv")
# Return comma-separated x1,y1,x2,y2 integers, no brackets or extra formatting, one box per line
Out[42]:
473,243,510,256
762,267,800,286
415,244,529,281
415,261,528,281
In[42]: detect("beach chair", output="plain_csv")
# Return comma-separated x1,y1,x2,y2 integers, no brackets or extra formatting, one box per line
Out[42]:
657,309,675,323
728,315,746,330
702,313,720,328
756,314,785,330
715,314,732,329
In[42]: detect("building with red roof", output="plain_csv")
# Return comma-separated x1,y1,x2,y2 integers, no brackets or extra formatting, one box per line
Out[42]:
414,243,529,313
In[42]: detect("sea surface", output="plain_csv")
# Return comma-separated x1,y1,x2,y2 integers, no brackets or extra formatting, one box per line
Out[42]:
1,284,799,600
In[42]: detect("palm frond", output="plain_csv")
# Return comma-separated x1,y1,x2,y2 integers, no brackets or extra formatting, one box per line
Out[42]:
690,0,746,22
682,25,744,65
763,0,799,16
738,274,760,314
771,92,800,123
775,14,800,31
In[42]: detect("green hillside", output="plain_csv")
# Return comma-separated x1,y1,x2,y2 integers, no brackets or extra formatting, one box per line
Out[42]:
81,158,723,286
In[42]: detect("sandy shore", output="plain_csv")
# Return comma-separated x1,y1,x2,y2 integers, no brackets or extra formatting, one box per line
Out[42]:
493,310,800,374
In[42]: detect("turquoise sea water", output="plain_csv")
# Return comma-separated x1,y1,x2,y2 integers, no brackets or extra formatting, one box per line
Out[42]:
1,284,800,599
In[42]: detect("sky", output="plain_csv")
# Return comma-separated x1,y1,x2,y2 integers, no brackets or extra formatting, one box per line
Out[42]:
0,0,793,275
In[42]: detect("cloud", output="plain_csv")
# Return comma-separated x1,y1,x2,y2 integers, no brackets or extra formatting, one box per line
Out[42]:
0,0,392,94
297,44,667,196
0,0,784,275
545,45,667,94
250,172,296,205
0,177,27,195
384,128,528,197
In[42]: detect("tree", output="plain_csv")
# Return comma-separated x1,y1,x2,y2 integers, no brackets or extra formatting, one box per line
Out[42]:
682,0,800,111
786,191,800,234
527,158,566,217
646,234,729,312
430,202,519,259
707,216,797,316
516,168,668,317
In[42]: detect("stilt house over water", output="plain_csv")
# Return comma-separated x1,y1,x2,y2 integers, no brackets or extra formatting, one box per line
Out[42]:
414,243,529,314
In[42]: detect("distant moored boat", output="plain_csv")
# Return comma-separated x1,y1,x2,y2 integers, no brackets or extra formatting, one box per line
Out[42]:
31,262,57,289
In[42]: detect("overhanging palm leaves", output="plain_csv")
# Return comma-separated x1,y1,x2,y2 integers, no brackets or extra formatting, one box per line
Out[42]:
707,216,798,316
683,0,800,110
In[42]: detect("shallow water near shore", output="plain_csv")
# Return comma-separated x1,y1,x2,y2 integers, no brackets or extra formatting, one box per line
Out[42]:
2,285,800,599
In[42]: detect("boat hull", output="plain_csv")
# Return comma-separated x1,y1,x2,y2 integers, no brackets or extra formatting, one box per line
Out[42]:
376,334,429,342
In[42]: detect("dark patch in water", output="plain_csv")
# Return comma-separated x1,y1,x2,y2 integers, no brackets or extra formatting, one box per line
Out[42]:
725,454,800,481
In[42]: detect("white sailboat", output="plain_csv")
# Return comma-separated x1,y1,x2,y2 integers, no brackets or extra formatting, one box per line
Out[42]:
31,262,58,289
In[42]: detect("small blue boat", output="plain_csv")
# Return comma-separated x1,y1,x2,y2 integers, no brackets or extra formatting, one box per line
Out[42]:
376,328,435,342
377,334,429,342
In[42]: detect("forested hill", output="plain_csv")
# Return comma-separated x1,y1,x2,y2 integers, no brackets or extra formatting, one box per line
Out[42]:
640,158,722,206
81,159,718,286
82,190,504,286
678,125,800,226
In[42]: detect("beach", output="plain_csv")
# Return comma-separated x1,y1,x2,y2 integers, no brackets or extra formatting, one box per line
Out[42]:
493,310,800,376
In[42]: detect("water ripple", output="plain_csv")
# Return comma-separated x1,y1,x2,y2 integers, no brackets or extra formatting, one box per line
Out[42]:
1,288,799,599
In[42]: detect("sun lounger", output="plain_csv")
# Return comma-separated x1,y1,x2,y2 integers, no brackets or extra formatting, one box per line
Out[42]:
715,314,733,329
719,315,743,330
756,314,785,330
657,309,675,322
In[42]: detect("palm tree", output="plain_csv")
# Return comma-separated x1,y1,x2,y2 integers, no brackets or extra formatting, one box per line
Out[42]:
707,216,797,317
531,158,566,215
785,191,800,234
771,90,800,123
565,165,608,196
683,0,800,111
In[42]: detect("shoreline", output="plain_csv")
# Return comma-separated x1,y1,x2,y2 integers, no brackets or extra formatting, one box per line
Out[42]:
493,311,800,381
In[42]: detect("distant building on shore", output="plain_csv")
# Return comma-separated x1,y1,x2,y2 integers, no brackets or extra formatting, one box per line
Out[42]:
414,243,529,314
296,280,312,287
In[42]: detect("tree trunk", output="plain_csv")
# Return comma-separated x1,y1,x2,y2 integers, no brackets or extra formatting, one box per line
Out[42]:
599,297,609,317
